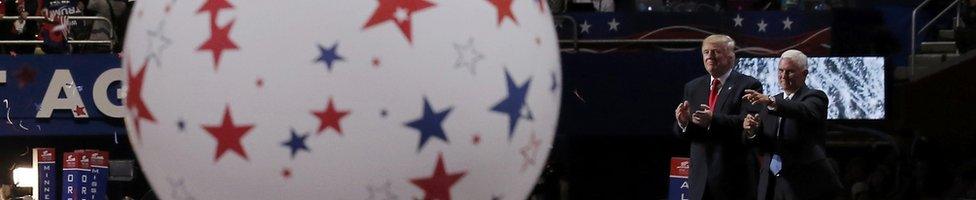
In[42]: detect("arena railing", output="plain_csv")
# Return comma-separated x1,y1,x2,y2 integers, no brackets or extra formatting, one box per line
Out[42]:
911,0,963,78
0,16,115,50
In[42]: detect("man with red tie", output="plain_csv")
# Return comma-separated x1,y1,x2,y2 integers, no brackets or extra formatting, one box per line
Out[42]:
674,34,763,200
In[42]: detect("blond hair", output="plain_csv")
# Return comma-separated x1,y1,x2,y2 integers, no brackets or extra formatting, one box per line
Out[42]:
703,34,735,51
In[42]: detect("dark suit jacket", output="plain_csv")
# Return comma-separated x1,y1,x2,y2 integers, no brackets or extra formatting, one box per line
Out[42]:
746,85,843,200
673,71,762,200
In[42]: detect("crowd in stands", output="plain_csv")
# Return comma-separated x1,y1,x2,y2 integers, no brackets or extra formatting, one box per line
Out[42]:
0,0,130,55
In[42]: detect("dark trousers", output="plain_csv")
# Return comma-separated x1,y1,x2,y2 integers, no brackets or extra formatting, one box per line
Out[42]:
764,170,842,200
764,171,798,200
702,184,713,200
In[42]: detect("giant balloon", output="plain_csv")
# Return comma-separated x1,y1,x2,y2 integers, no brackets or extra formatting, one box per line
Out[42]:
123,0,561,199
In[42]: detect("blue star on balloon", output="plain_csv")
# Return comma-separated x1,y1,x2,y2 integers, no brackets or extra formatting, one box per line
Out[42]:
492,68,532,140
281,128,310,159
315,42,344,72
177,118,186,132
405,97,453,152
550,70,559,93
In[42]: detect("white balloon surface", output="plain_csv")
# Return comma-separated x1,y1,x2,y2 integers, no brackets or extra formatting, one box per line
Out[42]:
123,0,561,199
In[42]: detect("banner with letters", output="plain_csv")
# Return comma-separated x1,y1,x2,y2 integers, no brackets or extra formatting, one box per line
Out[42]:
0,54,124,136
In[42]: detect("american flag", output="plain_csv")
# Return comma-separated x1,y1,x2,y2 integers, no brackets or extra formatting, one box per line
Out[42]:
729,11,832,56
555,12,831,55
122,0,561,199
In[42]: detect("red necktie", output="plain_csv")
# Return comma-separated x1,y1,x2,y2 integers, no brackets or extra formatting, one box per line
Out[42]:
708,79,720,109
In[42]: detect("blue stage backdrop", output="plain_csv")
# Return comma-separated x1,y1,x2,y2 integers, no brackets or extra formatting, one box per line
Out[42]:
0,54,124,136
557,51,702,199
559,51,704,136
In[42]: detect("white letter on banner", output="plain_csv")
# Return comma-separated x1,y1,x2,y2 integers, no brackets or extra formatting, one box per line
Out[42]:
36,70,88,118
93,68,123,118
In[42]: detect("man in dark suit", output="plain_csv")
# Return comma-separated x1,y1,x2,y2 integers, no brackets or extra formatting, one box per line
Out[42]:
742,49,844,200
674,34,762,200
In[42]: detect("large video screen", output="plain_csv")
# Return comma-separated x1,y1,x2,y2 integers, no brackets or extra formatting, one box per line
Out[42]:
735,57,885,120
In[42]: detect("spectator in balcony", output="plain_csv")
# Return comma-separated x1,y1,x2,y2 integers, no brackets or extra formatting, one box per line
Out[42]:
5,0,42,54
81,0,126,53
591,0,615,12
780,0,800,10
37,0,86,54
0,0,10,53
956,0,976,54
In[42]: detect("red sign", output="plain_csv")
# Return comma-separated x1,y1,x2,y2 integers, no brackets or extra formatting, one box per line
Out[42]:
35,148,57,163
669,157,690,178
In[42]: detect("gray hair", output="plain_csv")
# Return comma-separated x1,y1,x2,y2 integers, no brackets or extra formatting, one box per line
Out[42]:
704,34,736,51
780,49,808,70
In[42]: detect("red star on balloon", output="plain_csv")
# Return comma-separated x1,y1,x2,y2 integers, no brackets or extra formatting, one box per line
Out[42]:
520,132,542,172
535,0,547,13
202,105,254,162
312,97,351,135
73,105,87,117
487,0,518,27
472,133,481,145
126,57,156,141
198,20,238,70
196,0,233,23
362,0,436,43
282,167,292,179
372,57,381,68
410,153,466,200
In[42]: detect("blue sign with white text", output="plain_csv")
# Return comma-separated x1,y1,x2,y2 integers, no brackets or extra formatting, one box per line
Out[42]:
0,54,124,136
